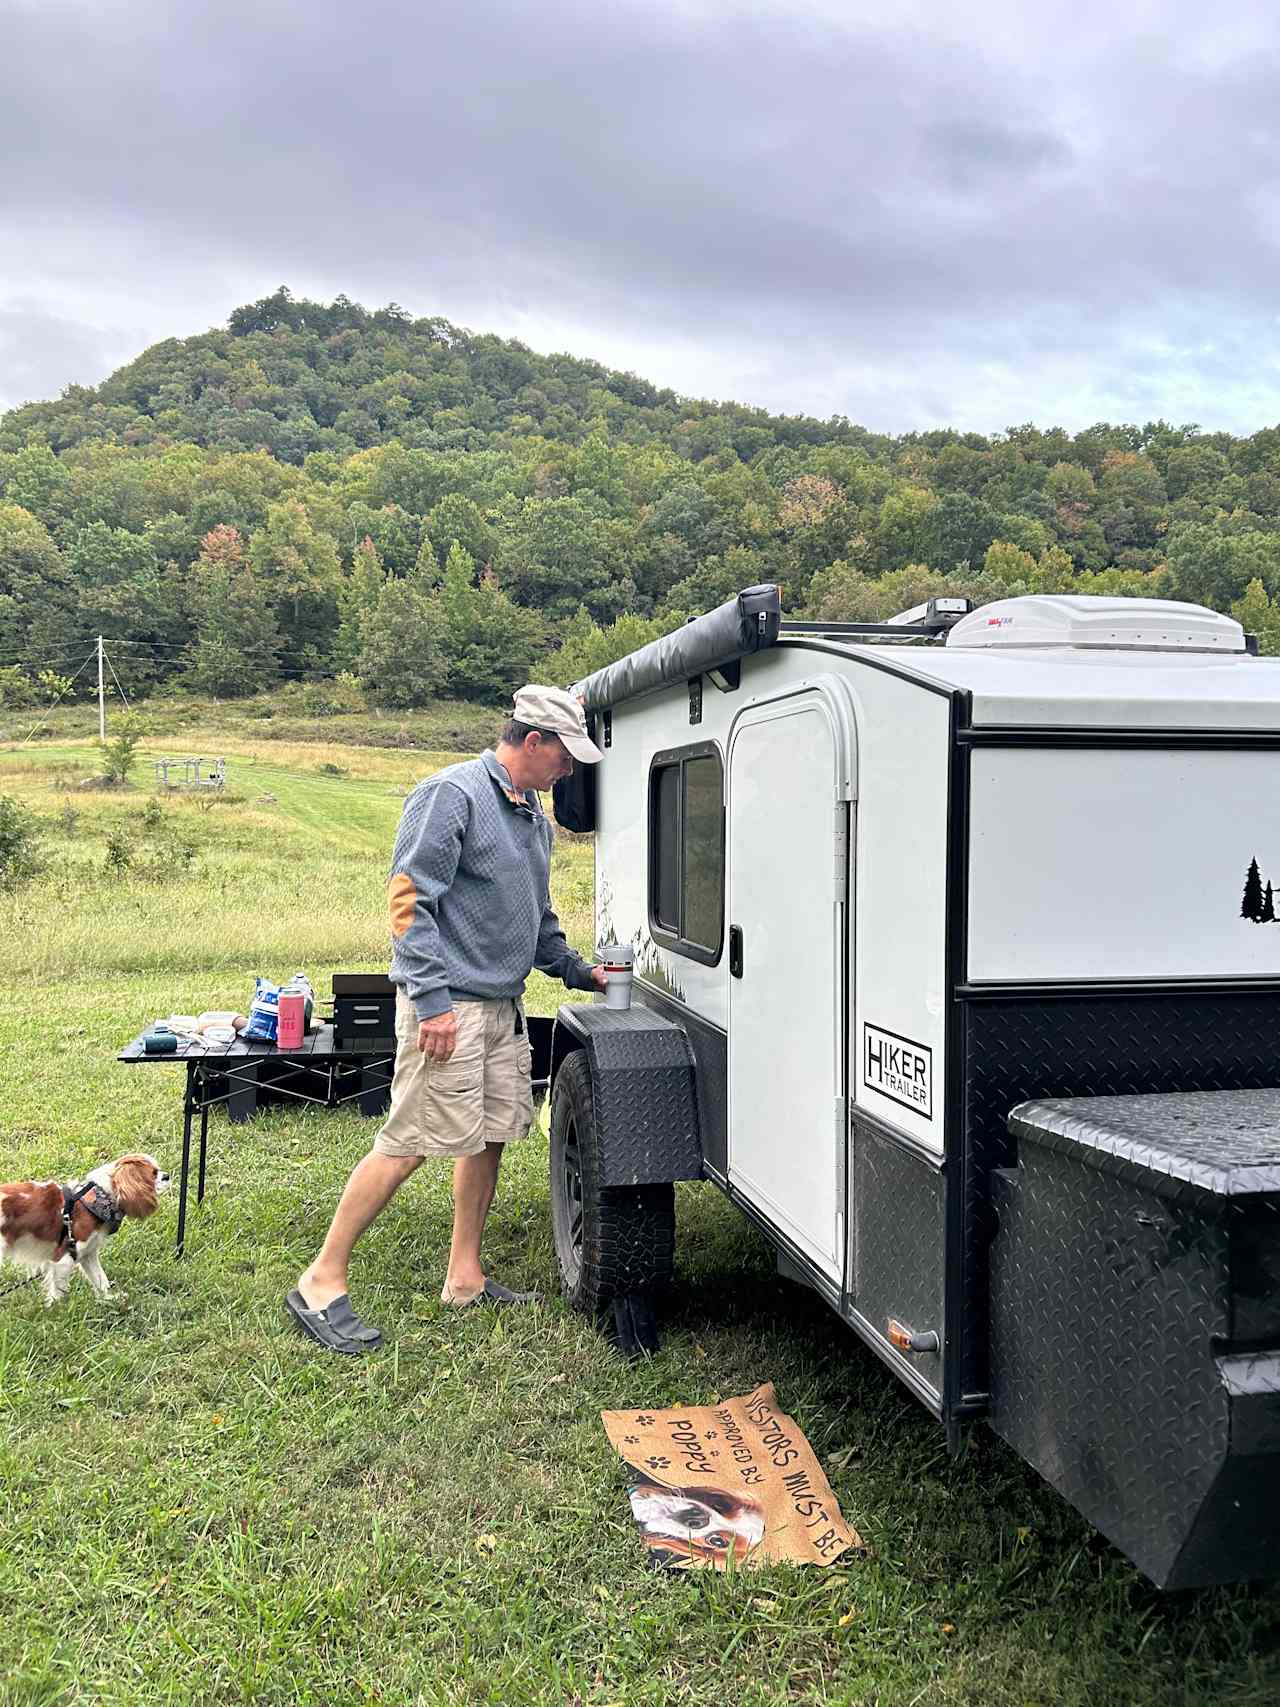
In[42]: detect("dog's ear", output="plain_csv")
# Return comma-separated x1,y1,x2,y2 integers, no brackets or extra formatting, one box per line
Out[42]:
111,1155,160,1220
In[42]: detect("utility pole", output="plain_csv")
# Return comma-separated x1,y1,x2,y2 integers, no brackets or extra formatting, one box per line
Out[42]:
97,636,106,741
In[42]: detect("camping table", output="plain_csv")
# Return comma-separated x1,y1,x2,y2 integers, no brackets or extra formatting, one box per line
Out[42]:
116,1026,395,1255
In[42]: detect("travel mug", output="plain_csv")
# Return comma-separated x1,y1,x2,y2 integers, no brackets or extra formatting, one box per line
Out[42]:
600,943,635,1010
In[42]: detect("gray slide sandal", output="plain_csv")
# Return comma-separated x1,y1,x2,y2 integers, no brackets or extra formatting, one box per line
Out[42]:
285,1290,383,1353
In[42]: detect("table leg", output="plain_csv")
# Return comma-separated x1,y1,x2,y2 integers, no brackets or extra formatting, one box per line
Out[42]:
197,1096,210,1205
176,1065,194,1258
227,1060,259,1123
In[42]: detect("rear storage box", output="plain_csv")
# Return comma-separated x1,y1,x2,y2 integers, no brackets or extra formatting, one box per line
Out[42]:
332,972,397,1052
990,1089,1280,1588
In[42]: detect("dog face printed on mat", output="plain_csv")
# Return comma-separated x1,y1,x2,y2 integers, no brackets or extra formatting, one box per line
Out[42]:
625,1468,766,1567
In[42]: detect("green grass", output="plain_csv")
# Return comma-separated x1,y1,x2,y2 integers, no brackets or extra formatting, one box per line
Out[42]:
1,738,1278,1707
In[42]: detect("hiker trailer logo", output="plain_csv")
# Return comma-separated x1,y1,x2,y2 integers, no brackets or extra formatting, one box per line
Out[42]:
864,1024,932,1119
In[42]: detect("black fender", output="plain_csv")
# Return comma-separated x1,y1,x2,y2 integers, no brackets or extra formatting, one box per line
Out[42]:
550,1004,704,1185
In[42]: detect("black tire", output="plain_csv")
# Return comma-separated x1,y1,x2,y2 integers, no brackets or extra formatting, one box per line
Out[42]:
549,1049,675,1315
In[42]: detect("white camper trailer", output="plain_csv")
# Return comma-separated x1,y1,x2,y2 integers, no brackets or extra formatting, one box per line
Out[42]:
543,585,1280,1590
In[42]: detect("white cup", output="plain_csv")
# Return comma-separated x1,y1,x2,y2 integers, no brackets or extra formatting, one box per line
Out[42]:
599,943,635,1010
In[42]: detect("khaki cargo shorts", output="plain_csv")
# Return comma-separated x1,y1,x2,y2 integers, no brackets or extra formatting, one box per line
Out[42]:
373,992,535,1160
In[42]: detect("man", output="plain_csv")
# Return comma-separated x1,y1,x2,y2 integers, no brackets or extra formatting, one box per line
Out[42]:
286,685,605,1355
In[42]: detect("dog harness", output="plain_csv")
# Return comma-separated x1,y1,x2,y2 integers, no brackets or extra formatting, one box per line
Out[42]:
56,1181,123,1262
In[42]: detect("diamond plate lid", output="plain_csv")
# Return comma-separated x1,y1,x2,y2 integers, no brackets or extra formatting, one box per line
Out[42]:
947,594,1245,653
1009,1088,1280,1197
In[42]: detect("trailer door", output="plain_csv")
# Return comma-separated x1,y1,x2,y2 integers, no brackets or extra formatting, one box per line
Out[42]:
727,680,854,1283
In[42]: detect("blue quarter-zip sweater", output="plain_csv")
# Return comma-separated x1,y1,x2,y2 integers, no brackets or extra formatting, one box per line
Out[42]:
387,750,595,1020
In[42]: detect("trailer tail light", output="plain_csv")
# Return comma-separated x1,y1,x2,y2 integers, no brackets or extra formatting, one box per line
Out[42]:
888,1319,940,1354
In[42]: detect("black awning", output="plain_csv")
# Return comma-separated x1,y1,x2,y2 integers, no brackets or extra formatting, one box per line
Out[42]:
572,584,782,711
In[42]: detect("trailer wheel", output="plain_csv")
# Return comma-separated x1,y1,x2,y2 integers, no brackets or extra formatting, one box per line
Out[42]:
549,1049,675,1314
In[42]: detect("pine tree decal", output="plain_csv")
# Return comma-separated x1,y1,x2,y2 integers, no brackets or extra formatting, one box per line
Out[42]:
1262,882,1275,924
1243,857,1264,921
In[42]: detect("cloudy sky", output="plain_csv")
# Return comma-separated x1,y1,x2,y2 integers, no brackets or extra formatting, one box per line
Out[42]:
4,0,1280,435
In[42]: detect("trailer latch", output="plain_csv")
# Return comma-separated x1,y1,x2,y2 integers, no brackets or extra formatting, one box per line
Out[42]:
888,1319,940,1355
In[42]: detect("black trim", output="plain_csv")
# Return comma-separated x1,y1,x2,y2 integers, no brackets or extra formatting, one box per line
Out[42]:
774,636,961,698
851,1101,946,1169
961,725,1280,749
960,977,1280,1001
647,740,725,968
723,1179,843,1313
943,688,973,1435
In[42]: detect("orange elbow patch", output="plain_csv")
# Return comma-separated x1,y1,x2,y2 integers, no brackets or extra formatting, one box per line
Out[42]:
388,872,418,937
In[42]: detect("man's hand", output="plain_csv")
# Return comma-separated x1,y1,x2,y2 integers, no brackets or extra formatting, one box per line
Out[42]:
417,1011,458,1061
590,965,607,991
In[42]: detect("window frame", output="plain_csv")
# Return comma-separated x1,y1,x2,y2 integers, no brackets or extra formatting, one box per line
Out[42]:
646,739,725,968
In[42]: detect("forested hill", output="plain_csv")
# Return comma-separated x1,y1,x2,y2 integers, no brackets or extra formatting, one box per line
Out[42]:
5,285,1280,717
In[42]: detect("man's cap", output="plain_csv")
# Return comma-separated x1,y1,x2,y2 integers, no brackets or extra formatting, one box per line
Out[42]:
512,684,605,764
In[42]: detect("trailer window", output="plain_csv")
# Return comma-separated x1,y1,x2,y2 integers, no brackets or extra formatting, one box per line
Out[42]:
648,743,724,965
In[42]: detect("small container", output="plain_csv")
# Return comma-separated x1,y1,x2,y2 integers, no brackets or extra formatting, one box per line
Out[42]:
277,990,305,1050
599,942,635,1010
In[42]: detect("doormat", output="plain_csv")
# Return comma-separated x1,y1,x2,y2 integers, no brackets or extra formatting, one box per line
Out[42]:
601,1381,862,1570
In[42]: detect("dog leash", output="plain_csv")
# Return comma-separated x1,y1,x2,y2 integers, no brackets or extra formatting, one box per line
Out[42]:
0,1270,39,1301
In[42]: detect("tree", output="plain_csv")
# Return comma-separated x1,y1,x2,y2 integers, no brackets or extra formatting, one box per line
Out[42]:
433,542,544,701
336,536,387,670
247,498,341,672
922,492,1001,573
99,709,145,783
1167,525,1280,609
1242,857,1264,921
1231,579,1280,656
875,487,939,571
184,525,283,696
0,504,73,655
424,493,494,571
355,578,447,708
541,608,668,684
1262,881,1276,924
344,501,419,574
0,795,42,893
496,495,634,621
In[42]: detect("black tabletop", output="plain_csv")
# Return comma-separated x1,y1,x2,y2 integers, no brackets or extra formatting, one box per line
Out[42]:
118,1023,350,1063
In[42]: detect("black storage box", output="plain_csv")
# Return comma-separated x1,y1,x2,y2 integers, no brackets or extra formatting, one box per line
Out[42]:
332,972,397,1052
990,1088,1280,1589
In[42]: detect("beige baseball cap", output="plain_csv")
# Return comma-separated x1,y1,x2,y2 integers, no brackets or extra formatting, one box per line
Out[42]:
512,684,605,764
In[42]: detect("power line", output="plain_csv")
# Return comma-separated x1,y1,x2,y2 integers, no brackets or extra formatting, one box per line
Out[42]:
17,650,98,747
104,649,131,711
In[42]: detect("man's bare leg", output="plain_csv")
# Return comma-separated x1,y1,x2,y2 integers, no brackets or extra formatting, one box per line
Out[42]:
442,1142,504,1299
297,1150,422,1310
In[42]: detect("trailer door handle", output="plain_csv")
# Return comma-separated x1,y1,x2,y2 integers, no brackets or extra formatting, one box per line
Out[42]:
729,925,743,978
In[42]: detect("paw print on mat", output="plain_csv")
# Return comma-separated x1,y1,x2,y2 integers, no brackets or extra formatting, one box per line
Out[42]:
645,1455,671,1471
635,1414,655,1426
623,1435,640,1445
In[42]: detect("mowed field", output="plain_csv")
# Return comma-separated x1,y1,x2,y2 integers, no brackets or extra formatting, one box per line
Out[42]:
1,732,1278,1707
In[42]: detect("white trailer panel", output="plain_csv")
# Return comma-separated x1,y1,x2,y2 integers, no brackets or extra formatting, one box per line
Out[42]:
968,749,1280,983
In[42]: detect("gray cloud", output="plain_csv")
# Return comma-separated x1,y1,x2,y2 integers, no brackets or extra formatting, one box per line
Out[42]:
3,0,1280,431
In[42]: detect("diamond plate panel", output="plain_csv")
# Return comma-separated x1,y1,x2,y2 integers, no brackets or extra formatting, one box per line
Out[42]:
959,992,1280,1400
851,1122,944,1399
556,1006,703,1186
989,1096,1280,1589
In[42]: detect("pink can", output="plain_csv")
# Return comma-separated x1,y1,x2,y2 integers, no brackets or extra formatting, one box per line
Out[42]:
277,990,305,1050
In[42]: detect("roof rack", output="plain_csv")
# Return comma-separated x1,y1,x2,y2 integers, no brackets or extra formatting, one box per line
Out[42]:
781,597,971,643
